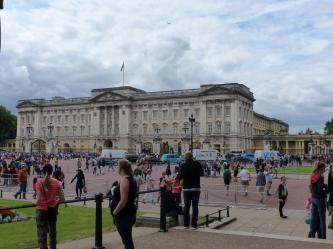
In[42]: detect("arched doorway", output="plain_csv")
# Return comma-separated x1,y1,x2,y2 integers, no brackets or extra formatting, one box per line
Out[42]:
63,143,71,153
31,139,46,153
143,142,153,154
104,140,113,148
161,142,170,154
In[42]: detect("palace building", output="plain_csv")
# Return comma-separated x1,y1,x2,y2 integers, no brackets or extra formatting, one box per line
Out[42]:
16,83,255,154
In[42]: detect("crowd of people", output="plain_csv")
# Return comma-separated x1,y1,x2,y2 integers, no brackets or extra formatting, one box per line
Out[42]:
2,150,333,249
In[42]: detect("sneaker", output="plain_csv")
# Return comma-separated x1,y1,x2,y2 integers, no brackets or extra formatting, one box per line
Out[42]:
281,215,288,219
191,226,198,230
184,226,190,229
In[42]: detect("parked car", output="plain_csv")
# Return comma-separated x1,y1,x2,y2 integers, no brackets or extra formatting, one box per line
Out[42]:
161,154,184,164
239,153,255,163
125,154,140,163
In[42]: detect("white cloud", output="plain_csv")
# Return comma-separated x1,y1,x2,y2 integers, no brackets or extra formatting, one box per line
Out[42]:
0,0,332,133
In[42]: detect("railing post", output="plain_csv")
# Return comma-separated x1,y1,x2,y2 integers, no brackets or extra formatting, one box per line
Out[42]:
227,206,230,217
93,193,105,249
218,210,221,221
0,189,2,198
159,186,168,232
205,214,209,227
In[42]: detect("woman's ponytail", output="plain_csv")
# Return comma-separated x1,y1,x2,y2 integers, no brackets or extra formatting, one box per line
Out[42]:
42,164,53,190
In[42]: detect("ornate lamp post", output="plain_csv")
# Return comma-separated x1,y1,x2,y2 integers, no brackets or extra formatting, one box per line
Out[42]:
188,114,195,153
47,123,54,138
153,128,162,155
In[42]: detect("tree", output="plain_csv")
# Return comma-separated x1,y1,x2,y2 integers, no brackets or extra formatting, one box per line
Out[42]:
0,105,16,141
324,119,333,135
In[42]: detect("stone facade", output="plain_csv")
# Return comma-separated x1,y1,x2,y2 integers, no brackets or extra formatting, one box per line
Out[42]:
253,112,289,136
16,83,255,154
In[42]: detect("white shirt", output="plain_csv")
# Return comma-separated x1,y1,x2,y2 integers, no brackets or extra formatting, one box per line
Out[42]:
239,169,250,181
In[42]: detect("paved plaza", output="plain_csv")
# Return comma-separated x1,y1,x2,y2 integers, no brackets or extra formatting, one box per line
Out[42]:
1,159,311,210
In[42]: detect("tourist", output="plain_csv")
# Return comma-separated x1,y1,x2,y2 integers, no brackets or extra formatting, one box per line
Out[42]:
165,164,172,178
239,166,250,196
278,176,288,219
111,159,138,249
70,169,86,199
223,165,232,195
33,177,38,199
35,164,66,249
14,166,28,199
179,152,204,230
264,167,273,196
256,168,266,203
328,165,333,229
309,162,327,239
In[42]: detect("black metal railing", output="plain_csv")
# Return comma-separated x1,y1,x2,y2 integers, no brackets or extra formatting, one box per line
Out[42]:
0,186,167,249
202,206,230,227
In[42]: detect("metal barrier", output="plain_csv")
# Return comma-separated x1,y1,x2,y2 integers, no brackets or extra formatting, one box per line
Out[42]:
201,207,230,227
200,181,267,208
0,187,167,249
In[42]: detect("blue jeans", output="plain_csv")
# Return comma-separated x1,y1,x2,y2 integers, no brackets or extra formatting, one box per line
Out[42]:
310,198,326,239
16,183,27,195
183,190,200,228
114,213,135,249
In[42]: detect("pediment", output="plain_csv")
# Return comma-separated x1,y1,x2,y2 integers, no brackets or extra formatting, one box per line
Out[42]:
89,91,128,102
199,86,233,96
16,100,38,108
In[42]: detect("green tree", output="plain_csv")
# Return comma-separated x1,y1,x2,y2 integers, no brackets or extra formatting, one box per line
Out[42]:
324,118,333,135
0,105,17,141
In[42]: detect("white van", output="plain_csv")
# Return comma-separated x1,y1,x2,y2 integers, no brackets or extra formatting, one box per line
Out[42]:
229,150,245,157
100,149,128,159
254,150,280,161
193,149,218,161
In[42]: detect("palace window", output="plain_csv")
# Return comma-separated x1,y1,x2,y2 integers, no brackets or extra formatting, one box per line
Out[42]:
208,123,212,134
163,110,168,120
183,109,189,118
143,111,148,121
207,107,213,117
225,106,231,116
173,109,178,120
153,110,158,120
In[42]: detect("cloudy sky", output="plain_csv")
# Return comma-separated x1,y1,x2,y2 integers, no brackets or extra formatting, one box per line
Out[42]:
0,0,332,134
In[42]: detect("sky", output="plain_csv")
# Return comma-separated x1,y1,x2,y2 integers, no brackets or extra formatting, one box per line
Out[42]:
0,0,332,134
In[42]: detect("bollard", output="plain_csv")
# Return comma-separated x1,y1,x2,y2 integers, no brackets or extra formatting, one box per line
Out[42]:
159,186,168,232
93,193,105,249
205,214,209,227
226,206,230,217
218,210,221,221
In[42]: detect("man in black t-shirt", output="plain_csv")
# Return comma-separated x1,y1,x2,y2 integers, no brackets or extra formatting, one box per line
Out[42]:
179,152,204,229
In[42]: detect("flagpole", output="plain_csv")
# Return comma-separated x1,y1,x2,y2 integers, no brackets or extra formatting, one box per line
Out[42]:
123,63,125,87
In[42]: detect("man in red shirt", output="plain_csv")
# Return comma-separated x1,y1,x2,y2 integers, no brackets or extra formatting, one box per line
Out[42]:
14,166,28,199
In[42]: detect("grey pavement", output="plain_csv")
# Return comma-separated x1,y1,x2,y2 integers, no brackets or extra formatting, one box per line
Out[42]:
57,228,333,249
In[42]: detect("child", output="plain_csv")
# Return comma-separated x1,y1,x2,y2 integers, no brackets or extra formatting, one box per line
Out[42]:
32,177,38,199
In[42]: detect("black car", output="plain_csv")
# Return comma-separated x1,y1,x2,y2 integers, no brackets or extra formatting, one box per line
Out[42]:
125,154,140,163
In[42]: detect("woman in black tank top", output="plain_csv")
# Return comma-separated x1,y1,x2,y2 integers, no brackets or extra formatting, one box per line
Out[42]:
111,159,137,249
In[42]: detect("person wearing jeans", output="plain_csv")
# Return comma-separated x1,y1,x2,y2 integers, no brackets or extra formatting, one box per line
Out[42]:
309,162,327,239
179,152,204,229
111,160,138,249
14,166,28,199
183,190,200,228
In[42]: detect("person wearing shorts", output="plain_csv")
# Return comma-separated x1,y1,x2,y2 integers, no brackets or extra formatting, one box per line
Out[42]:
239,167,250,196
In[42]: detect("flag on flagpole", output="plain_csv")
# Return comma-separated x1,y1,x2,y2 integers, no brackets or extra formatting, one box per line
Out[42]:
120,61,124,71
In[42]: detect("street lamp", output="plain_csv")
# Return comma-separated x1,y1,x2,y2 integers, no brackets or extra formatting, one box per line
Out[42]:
47,123,54,138
188,114,195,152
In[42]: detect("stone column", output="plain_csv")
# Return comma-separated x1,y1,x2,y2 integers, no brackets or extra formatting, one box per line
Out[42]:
285,141,289,154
